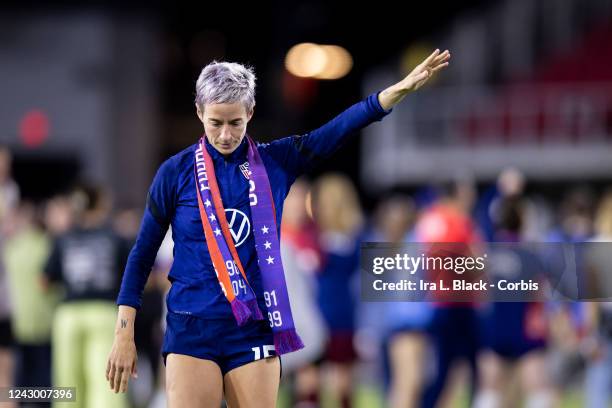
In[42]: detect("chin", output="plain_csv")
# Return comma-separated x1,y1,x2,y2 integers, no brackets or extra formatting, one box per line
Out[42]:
217,145,235,154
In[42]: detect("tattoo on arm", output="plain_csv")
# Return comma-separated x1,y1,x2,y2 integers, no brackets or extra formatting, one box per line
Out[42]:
121,319,128,329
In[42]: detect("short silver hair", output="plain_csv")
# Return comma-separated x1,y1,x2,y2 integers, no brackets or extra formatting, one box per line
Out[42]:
195,61,256,113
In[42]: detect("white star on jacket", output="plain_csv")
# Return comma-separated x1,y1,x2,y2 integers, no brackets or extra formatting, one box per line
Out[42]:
204,199,211,207
266,256,274,264
261,225,269,234
209,214,216,222
264,241,272,250
214,228,221,236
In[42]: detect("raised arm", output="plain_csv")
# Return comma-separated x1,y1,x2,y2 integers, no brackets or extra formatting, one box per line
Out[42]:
378,48,450,110
262,48,450,178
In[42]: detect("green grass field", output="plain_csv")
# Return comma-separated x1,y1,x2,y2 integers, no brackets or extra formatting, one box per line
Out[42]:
277,384,587,407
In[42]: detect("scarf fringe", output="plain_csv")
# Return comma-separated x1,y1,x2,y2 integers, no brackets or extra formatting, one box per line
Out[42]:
248,299,264,321
231,299,252,326
273,329,304,355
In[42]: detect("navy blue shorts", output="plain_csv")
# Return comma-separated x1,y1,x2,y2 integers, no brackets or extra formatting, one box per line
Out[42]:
488,340,546,361
162,312,279,376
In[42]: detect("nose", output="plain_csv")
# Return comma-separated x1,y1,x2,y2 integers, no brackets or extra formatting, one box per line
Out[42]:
219,125,232,141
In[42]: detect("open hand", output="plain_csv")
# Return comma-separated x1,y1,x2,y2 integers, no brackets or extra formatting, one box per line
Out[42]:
378,48,451,110
106,336,138,393
400,49,450,92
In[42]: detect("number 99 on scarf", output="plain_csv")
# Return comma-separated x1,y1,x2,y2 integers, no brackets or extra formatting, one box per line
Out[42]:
268,311,283,328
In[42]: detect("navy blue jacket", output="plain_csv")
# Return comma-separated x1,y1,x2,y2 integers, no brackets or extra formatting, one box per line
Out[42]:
117,92,390,319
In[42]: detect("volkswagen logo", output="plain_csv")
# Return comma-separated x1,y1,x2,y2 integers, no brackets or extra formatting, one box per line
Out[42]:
226,208,251,247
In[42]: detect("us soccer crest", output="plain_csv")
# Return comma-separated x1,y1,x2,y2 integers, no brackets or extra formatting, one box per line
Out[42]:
239,162,252,180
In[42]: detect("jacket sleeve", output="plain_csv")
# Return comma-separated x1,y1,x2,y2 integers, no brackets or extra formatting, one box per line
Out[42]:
261,92,391,177
116,157,177,310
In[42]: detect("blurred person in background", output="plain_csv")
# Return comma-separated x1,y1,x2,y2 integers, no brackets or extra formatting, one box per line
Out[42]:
311,174,364,408
415,177,482,408
144,230,175,408
546,187,596,399
44,185,130,408
0,146,19,404
475,197,554,408
582,190,612,408
107,49,450,408
475,167,525,242
44,196,74,236
0,263,14,395
279,178,328,407
3,201,61,408
0,147,19,221
113,208,144,243
371,195,434,408
548,187,595,243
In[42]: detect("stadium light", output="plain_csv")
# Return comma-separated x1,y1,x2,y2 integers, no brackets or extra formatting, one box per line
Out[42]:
285,43,353,80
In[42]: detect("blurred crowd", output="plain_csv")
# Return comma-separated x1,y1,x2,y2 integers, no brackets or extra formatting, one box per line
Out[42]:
0,146,168,408
0,143,610,408
280,172,612,408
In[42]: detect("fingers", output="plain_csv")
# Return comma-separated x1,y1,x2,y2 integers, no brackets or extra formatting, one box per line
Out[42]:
432,62,449,73
428,52,450,74
120,369,130,393
418,49,450,76
107,364,116,389
131,360,138,379
107,339,137,393
425,49,450,77
108,362,133,393
113,366,123,392
404,48,450,91
421,48,440,67
431,50,450,66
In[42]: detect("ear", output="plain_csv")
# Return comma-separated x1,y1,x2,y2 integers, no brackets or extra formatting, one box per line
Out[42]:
195,104,204,122
247,108,254,122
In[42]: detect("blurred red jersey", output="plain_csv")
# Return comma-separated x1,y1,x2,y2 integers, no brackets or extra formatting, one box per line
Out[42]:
415,203,483,305
416,203,479,243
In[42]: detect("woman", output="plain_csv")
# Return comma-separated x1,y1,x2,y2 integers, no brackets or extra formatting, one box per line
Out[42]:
278,179,327,406
475,197,553,408
106,49,451,407
371,195,432,408
583,191,612,407
47,186,130,408
311,174,364,408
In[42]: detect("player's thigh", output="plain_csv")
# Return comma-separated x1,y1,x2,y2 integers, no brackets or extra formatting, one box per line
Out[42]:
165,353,223,408
477,350,507,389
389,332,426,386
223,356,280,408
518,351,549,391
